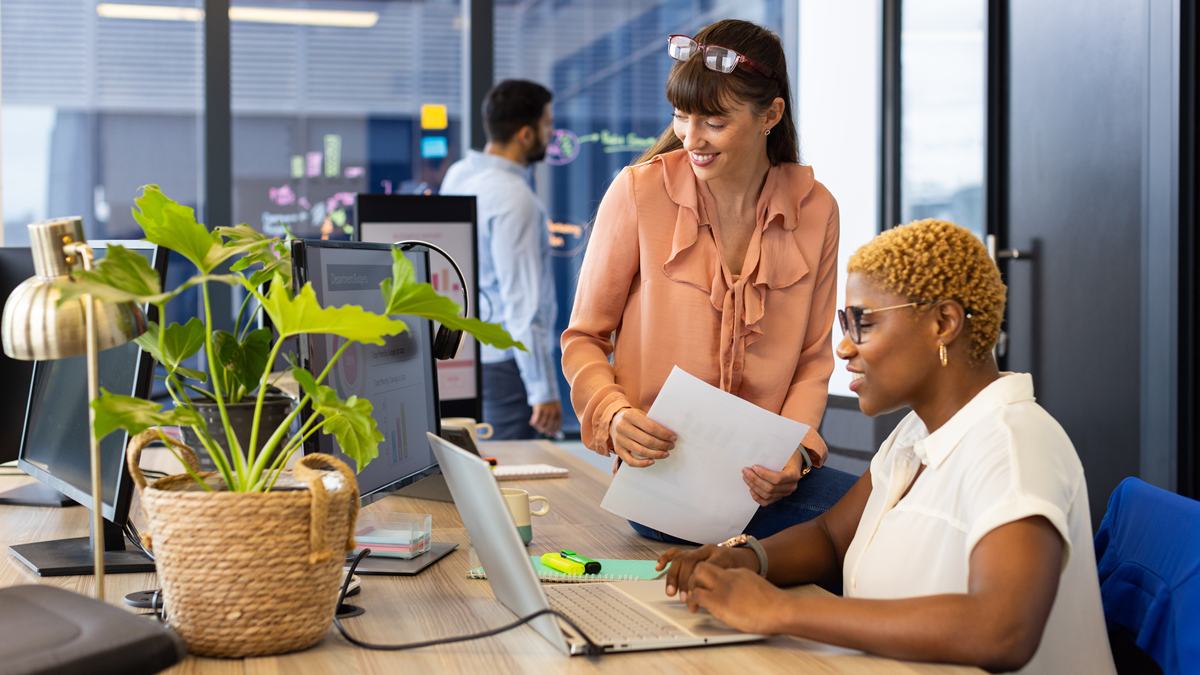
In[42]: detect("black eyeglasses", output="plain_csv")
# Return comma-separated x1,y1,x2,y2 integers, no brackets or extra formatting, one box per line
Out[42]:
837,302,928,345
838,301,976,345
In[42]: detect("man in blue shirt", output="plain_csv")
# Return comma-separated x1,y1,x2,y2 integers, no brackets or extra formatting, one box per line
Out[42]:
440,80,561,439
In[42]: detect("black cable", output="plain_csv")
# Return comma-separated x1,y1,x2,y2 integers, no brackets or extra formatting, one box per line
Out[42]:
332,550,604,656
124,522,155,562
393,240,470,319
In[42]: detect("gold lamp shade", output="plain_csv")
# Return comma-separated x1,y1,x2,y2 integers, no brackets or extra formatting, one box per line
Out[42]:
1,217,147,361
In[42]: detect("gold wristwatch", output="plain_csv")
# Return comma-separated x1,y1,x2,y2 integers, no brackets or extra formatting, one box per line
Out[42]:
718,534,768,578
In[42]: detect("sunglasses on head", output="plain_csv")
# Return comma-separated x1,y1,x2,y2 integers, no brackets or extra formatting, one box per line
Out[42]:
667,34,780,82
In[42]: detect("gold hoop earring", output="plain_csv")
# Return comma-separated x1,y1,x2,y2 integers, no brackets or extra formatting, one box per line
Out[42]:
938,343,948,367
763,128,771,136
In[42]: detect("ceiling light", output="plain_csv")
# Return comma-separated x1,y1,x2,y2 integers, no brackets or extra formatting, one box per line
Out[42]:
95,4,379,28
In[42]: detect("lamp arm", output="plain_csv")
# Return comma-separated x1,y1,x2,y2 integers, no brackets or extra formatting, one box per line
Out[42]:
65,242,107,601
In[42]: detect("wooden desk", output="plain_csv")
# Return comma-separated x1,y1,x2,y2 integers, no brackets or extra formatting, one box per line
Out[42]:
0,441,982,674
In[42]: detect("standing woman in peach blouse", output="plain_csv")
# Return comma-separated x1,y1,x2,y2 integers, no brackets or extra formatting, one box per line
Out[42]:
562,19,857,543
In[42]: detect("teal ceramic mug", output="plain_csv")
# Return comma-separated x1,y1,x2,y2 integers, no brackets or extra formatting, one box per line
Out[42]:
501,488,549,545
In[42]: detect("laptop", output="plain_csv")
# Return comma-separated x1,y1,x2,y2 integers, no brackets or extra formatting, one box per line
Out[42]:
426,432,765,655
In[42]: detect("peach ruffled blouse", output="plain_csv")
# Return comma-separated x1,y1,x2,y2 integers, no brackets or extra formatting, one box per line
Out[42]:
562,149,840,464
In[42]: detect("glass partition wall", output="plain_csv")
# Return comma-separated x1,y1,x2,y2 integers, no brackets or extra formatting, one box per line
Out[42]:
1,0,204,245
899,0,986,238
231,0,465,241
494,0,797,432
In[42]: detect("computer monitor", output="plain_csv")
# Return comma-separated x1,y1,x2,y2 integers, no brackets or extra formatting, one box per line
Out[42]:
9,241,167,576
355,194,480,419
0,247,73,507
0,248,36,465
291,239,441,506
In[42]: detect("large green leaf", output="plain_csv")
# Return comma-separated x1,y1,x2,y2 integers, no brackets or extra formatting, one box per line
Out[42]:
292,368,382,472
135,318,206,375
216,224,293,291
55,244,175,306
381,249,526,351
92,390,205,440
212,327,273,398
219,224,291,276
261,280,409,345
132,186,228,274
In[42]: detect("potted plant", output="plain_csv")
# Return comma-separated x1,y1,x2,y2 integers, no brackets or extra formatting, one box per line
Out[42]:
59,185,522,657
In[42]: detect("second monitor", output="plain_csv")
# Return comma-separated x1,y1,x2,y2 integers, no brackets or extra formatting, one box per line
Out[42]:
291,240,441,506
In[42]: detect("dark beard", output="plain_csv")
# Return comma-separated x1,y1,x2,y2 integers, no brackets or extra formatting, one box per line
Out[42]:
526,139,548,163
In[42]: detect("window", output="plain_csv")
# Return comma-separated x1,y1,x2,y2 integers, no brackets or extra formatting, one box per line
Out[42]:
899,0,986,237
231,0,464,240
797,0,881,398
1,0,204,245
494,0,797,432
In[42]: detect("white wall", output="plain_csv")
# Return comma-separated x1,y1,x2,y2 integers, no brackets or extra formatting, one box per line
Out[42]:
797,1,881,398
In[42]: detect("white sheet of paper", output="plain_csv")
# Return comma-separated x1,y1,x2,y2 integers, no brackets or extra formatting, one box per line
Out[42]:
600,366,810,543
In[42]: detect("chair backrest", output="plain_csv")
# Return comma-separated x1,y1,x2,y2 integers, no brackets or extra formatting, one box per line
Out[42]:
1094,477,1200,675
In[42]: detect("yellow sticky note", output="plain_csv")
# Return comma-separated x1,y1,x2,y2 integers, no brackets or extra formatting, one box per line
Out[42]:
421,104,448,130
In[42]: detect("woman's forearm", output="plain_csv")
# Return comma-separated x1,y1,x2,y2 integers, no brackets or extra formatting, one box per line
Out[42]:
760,469,873,587
760,519,843,587
772,593,1031,672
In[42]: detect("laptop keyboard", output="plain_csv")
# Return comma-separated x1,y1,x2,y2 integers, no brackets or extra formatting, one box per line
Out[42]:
545,583,689,644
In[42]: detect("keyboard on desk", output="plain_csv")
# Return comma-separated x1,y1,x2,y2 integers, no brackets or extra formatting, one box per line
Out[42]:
545,583,689,644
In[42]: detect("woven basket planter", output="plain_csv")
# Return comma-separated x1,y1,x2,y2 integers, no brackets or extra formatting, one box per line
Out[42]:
127,429,360,658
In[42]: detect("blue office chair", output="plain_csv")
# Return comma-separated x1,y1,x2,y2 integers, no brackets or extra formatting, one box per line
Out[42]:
1094,477,1200,675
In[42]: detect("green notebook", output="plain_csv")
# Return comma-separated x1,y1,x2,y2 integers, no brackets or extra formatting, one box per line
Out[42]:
467,557,668,583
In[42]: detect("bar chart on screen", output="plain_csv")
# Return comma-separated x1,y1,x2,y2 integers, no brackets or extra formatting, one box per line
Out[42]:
358,221,478,402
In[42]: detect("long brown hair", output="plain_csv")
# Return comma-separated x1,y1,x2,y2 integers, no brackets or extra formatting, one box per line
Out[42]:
636,19,799,166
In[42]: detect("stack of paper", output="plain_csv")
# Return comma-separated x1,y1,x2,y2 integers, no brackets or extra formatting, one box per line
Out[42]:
600,367,809,544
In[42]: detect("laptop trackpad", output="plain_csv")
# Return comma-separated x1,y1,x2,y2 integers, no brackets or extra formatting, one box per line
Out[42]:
609,580,752,638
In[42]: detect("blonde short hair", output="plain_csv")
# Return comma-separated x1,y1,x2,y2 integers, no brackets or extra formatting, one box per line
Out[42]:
847,219,1006,360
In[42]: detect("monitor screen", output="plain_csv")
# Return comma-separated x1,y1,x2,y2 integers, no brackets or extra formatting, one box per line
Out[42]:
17,242,165,524
0,247,36,464
292,240,441,505
356,194,480,419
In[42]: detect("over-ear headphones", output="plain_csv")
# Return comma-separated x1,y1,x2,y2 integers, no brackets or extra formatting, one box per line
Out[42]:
394,240,469,361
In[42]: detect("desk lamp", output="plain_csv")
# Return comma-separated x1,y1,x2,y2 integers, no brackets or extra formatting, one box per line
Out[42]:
1,217,147,600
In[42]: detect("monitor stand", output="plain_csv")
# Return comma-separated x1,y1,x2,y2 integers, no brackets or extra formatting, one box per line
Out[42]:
0,481,75,507
395,473,453,502
10,517,155,576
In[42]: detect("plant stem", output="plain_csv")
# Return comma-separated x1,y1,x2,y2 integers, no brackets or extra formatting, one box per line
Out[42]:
164,374,236,487
200,280,247,488
153,428,212,491
246,338,350,489
251,338,352,489
247,339,287,470
316,339,351,387
245,391,312,488
264,419,328,491
173,378,216,401
233,289,254,341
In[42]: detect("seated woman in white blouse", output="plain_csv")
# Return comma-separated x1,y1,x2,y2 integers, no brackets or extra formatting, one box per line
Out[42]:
657,219,1116,674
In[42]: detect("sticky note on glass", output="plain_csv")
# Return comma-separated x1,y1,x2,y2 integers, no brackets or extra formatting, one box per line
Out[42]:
421,104,448,130
421,136,448,158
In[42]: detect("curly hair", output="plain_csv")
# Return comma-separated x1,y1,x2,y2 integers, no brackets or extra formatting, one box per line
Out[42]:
847,219,1006,361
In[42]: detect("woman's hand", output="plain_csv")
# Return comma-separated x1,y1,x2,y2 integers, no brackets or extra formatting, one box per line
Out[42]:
657,544,759,599
609,408,675,468
682,563,788,635
743,449,805,506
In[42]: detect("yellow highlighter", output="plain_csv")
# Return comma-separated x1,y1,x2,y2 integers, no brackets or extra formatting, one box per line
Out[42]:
540,552,586,575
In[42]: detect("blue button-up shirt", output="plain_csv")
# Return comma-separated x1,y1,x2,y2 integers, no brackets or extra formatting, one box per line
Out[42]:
440,150,559,406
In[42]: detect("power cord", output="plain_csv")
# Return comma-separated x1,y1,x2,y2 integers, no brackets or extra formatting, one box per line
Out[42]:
124,522,155,562
332,550,604,656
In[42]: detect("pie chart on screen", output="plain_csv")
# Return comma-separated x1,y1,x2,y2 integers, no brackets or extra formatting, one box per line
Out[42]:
334,337,366,397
